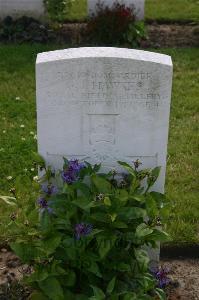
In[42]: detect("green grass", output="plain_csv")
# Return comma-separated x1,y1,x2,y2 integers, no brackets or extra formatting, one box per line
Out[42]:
0,45,198,245
61,0,199,22
161,48,199,244
145,0,199,22
67,0,87,21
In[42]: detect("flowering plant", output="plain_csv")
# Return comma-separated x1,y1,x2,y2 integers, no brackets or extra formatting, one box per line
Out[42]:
44,0,73,22
151,266,170,289
4,158,170,299
87,2,146,46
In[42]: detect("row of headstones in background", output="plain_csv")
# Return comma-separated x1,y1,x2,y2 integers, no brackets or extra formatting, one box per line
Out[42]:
0,0,144,20
36,47,173,264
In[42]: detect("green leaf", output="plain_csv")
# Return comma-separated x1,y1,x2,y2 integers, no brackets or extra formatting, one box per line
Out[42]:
39,277,64,300
149,192,166,205
117,161,136,177
89,229,104,237
64,290,75,299
65,270,76,286
134,249,149,271
117,189,129,198
135,223,153,239
151,166,161,180
97,235,116,259
130,195,145,202
54,218,71,230
104,196,111,206
147,228,171,242
145,194,158,218
91,175,111,193
72,196,93,210
40,235,62,256
93,163,101,172
149,192,170,217
111,221,128,228
0,195,17,206
119,207,146,220
29,291,48,300
109,213,117,222
98,240,111,259
10,242,40,263
72,182,90,197
40,211,52,232
107,276,116,294
90,285,105,299
147,167,161,189
91,212,110,223
32,151,45,165
117,263,131,272
62,238,77,260
123,293,137,300
28,209,39,224
76,295,88,300
116,190,129,205
27,267,49,283
62,183,69,193
155,288,166,300
87,261,102,278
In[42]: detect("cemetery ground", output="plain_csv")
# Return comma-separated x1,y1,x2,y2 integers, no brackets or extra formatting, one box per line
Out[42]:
0,2,199,296
0,45,199,300
0,3,198,300
0,45,198,300
0,45,198,246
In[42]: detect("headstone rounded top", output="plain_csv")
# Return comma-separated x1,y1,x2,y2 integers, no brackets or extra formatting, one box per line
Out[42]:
36,46,173,194
37,47,172,67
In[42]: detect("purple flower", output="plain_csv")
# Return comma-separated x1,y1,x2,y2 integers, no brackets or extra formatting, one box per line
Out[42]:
41,184,58,196
62,159,85,184
69,159,85,172
151,266,170,288
75,223,93,239
62,171,76,184
37,197,53,214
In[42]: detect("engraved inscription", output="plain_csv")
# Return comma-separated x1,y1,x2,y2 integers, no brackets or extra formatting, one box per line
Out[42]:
56,71,151,82
45,69,162,112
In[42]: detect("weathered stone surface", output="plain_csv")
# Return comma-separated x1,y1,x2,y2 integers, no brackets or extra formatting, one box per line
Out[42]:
87,0,145,20
36,47,173,195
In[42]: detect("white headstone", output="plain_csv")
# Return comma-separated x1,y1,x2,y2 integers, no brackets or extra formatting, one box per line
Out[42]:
0,0,44,20
88,0,145,20
36,47,172,193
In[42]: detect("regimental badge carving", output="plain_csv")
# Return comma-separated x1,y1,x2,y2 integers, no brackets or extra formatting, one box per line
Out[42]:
89,114,118,145
88,114,119,163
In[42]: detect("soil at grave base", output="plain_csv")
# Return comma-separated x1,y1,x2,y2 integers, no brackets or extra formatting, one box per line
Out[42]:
147,23,199,48
60,23,199,47
162,259,199,300
0,248,199,299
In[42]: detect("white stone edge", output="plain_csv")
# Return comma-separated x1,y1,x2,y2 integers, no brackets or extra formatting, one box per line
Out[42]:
36,47,172,67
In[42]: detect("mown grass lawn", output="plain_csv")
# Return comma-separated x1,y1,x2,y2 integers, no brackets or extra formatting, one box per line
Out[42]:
145,0,199,22
62,0,199,22
0,45,198,245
